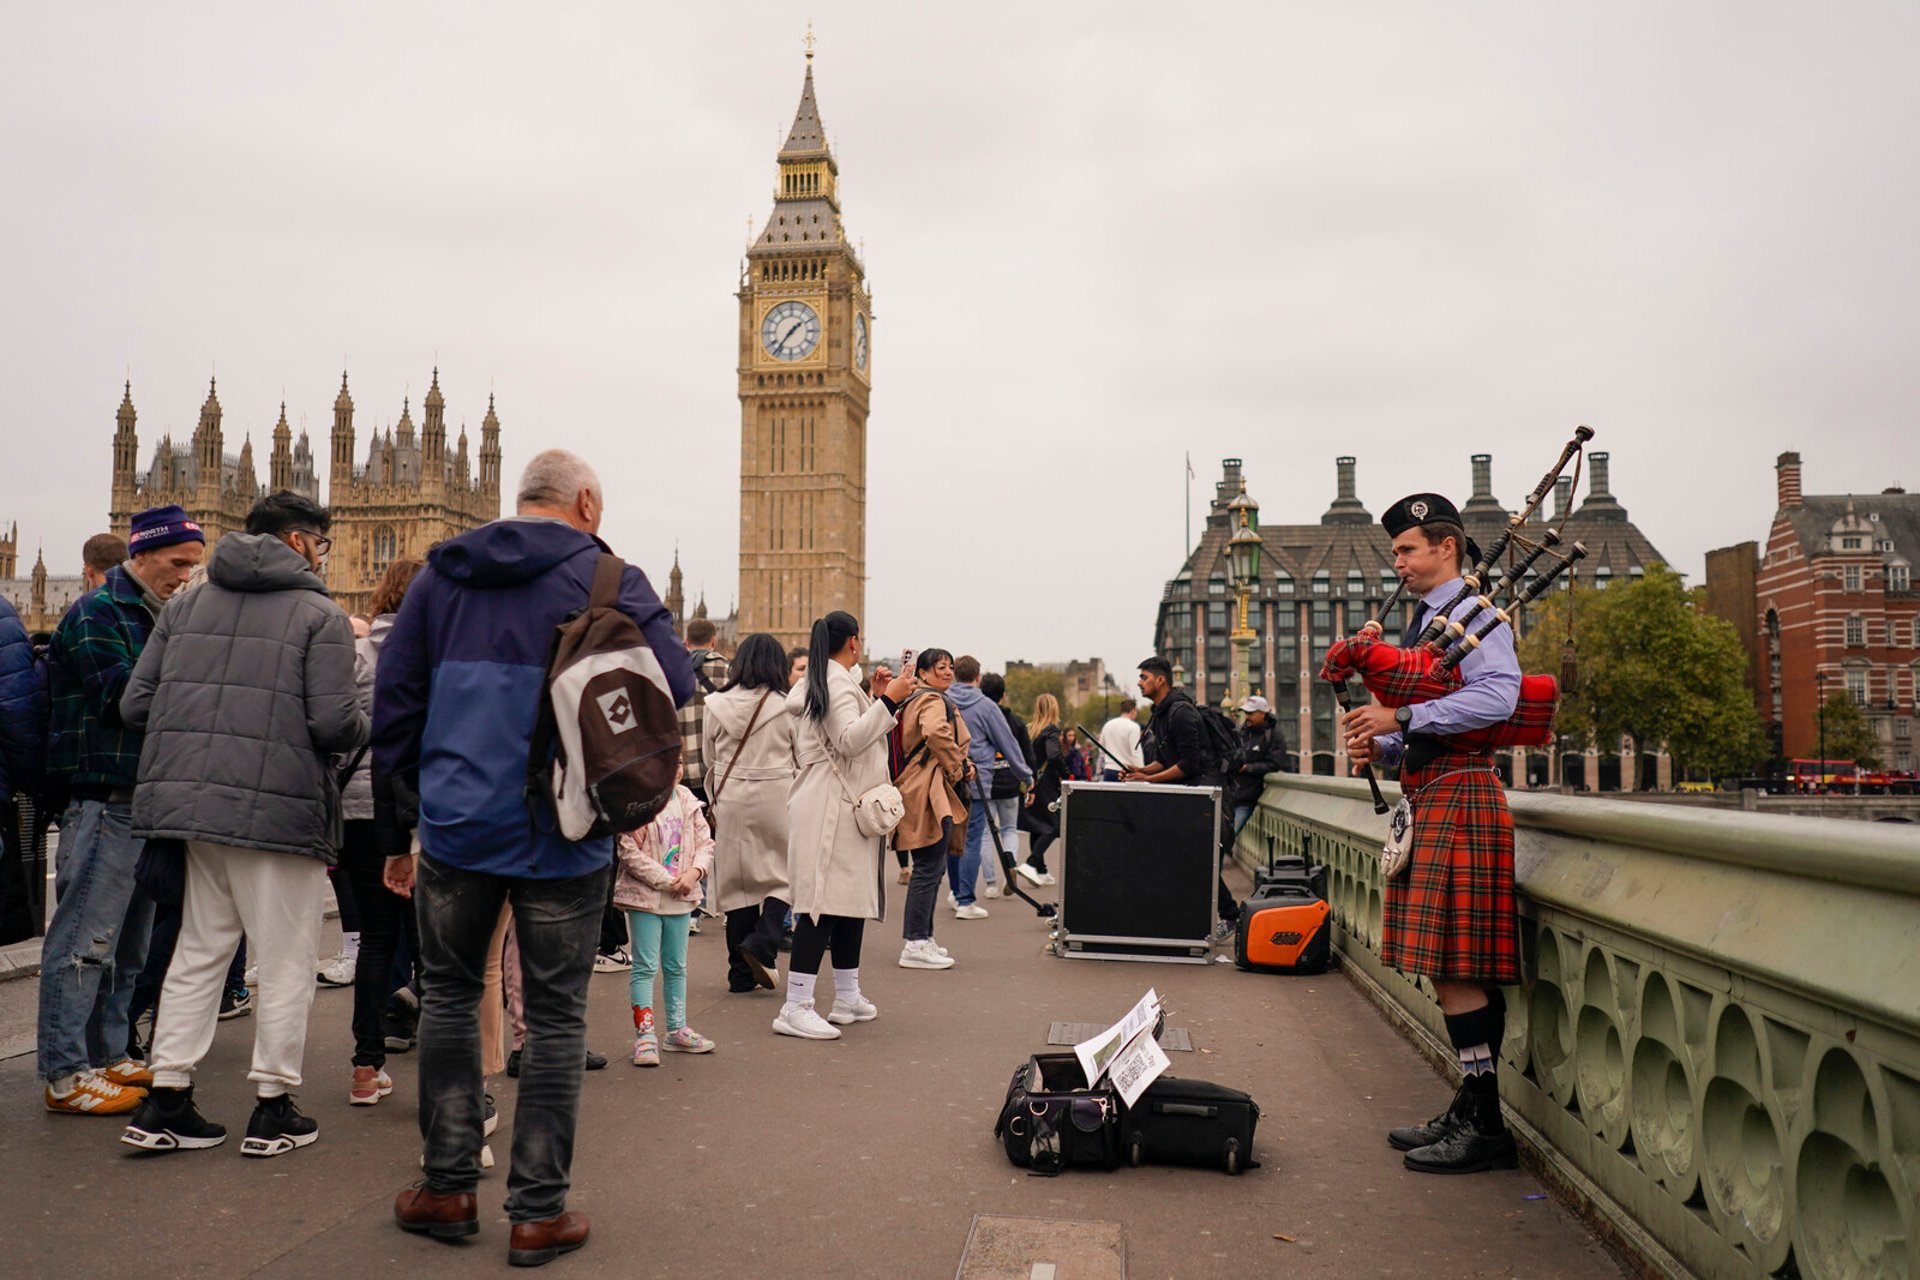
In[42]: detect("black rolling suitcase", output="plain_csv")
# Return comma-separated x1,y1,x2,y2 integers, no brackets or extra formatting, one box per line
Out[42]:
1121,1076,1261,1174
993,1053,1122,1175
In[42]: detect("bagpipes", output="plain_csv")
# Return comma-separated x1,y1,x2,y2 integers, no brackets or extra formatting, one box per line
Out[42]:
1322,428,1595,766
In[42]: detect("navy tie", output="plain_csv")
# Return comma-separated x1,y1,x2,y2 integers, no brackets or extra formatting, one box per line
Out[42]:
1402,605,1427,649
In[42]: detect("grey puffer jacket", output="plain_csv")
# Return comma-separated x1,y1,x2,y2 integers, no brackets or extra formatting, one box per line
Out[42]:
122,533,368,859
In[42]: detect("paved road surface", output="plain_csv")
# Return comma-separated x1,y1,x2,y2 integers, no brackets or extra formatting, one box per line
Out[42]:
0,871,1626,1278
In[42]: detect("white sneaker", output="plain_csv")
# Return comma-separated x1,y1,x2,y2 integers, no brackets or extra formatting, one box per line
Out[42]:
954,903,989,920
316,955,356,987
827,993,879,1024
772,999,841,1040
1015,863,1045,887
980,881,1001,899
1037,872,1058,886
593,948,631,974
945,890,958,909
898,940,956,970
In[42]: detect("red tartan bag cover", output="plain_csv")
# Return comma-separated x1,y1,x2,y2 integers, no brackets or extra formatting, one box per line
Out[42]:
1319,633,1558,750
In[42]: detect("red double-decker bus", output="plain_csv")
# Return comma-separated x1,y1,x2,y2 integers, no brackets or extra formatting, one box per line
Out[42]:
1788,759,1919,795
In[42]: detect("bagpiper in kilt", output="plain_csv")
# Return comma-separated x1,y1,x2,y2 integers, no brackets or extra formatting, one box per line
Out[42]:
1339,490,1524,1176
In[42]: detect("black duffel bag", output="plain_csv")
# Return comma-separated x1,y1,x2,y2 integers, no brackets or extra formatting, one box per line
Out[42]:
1121,1075,1261,1174
993,1053,1122,1176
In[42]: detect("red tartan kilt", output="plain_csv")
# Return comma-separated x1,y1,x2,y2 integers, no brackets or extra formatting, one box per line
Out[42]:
1379,751,1520,984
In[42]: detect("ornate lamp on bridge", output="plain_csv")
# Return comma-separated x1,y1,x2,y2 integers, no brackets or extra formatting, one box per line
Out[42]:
1225,480,1265,708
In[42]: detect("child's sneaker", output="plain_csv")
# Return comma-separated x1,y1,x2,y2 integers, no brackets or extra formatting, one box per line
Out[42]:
632,1033,660,1067
663,1027,715,1054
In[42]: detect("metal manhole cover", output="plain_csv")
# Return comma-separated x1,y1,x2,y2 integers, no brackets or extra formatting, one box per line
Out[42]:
1048,1022,1192,1052
956,1216,1126,1280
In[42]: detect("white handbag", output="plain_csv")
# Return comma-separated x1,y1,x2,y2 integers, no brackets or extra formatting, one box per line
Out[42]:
824,737,905,839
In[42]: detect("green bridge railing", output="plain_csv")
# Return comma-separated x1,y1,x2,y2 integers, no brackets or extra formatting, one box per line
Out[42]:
1241,773,1919,1280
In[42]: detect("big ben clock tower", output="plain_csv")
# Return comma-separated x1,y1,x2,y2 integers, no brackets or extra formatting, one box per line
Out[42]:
737,44,872,647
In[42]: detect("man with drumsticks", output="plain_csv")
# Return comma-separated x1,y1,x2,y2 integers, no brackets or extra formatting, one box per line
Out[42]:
1341,493,1522,1175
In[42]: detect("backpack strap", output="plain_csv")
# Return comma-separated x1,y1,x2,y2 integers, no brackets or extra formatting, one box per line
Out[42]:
589,552,625,610
689,649,721,695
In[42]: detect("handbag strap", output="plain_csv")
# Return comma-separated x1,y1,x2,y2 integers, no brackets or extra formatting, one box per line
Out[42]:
709,689,773,805
334,743,370,791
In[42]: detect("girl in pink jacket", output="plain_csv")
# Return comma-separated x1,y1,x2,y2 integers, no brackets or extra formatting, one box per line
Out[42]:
614,776,717,1066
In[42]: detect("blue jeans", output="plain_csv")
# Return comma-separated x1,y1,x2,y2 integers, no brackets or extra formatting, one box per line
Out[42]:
36,799,154,1081
416,854,607,1223
1232,803,1256,835
987,797,1019,878
947,798,991,906
626,910,691,1031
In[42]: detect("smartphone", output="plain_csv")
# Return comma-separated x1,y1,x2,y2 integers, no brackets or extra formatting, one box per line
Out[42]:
900,647,917,677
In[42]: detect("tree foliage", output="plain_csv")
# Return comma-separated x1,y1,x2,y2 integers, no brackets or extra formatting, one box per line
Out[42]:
1813,691,1883,769
1517,564,1766,779
1000,667,1065,721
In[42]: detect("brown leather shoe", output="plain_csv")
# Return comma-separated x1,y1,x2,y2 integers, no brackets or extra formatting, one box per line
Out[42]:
508,1211,590,1267
395,1183,479,1239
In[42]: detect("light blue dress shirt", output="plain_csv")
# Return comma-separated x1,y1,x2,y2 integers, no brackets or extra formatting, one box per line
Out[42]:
1373,577,1522,766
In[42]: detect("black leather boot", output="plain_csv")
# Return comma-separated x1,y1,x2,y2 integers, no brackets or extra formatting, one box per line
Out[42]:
1403,1083,1516,1174
1387,1082,1471,1152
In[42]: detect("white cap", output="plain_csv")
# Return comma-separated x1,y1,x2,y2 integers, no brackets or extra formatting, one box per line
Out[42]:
1239,696,1270,714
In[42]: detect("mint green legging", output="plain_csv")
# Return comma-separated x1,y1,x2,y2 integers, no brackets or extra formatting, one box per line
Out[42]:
626,910,691,1031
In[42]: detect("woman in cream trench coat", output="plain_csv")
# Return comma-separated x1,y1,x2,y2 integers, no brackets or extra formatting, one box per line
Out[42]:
701,633,799,994
773,611,911,1041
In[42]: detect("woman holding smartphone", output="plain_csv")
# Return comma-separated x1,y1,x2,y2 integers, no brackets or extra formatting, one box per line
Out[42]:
890,650,970,971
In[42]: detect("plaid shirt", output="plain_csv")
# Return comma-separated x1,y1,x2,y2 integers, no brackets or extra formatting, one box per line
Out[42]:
676,649,732,788
48,565,155,789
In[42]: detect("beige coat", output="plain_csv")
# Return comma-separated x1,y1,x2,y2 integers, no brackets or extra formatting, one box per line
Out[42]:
785,660,893,922
701,683,797,913
892,689,971,852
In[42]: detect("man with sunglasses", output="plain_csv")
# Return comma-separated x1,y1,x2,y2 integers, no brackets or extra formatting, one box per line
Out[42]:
118,491,367,1158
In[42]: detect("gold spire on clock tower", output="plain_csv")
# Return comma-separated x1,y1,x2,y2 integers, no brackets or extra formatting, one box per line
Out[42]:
736,44,872,647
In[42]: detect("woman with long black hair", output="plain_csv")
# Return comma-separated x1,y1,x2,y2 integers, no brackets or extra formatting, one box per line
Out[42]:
775,612,911,1039
702,632,797,994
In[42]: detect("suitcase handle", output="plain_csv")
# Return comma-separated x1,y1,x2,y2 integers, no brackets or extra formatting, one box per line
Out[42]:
1154,1102,1219,1118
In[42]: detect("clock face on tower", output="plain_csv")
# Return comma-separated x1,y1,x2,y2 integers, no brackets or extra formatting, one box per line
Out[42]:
761,300,821,361
853,312,868,371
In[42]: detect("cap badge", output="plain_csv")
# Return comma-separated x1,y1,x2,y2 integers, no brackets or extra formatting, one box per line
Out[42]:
1410,500,1430,520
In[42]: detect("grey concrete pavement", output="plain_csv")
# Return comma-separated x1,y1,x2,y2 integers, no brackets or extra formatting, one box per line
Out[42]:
0,871,1626,1279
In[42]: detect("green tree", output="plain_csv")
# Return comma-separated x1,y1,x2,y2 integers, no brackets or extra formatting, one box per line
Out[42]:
1518,564,1766,780
1001,667,1065,721
1813,691,1883,768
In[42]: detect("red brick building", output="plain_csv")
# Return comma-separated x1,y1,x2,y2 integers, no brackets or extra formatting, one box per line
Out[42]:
1709,453,1919,771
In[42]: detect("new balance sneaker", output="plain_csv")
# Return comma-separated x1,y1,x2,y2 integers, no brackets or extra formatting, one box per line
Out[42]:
898,939,955,970
350,1066,393,1106
121,1085,226,1150
827,994,879,1025
592,947,631,974
241,1094,319,1158
772,999,841,1040
218,985,254,1020
664,1026,716,1054
316,954,356,987
46,1070,145,1116
954,903,989,920
100,1059,154,1090
632,1032,659,1067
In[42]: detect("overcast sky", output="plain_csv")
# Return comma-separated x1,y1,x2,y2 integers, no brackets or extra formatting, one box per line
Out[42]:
4,3,1916,671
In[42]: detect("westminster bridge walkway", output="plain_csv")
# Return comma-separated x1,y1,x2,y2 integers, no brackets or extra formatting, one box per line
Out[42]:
0,780,1912,1278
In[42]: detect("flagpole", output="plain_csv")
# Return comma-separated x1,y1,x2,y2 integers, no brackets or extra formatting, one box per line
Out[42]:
1184,452,1193,556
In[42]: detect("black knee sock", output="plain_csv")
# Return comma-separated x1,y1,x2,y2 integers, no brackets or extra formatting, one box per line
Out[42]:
1443,1000,1506,1133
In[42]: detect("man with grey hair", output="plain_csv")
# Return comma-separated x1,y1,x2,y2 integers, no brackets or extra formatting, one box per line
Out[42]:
377,448,692,1264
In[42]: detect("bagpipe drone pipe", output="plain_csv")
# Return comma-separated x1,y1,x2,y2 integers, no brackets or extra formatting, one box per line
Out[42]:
1320,540,1588,751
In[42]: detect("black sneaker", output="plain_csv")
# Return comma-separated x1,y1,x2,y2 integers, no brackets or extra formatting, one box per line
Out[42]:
584,1049,608,1071
384,988,420,1053
484,1092,499,1137
121,1086,227,1152
218,986,254,1020
241,1094,319,1158
506,1048,521,1079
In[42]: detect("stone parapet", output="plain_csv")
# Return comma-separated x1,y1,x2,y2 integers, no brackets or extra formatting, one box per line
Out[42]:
1240,773,1918,1280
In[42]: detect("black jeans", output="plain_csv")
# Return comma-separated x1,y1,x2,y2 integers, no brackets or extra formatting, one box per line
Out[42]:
789,913,864,977
901,842,947,942
338,820,416,1068
723,896,788,990
416,853,607,1222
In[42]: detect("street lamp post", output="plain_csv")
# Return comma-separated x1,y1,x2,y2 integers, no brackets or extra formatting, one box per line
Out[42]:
1225,481,1265,709
1816,670,1827,795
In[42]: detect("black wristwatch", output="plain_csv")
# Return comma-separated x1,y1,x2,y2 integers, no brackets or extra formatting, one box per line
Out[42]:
1395,705,1413,730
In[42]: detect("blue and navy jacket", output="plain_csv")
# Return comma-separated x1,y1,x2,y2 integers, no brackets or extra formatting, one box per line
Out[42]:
372,518,694,879
0,599,42,801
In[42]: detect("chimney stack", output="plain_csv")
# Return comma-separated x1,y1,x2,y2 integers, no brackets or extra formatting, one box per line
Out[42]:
1462,453,1506,518
1211,458,1244,517
1554,477,1573,520
1575,451,1626,520
1777,451,1803,509
1321,455,1371,525
1589,452,1612,498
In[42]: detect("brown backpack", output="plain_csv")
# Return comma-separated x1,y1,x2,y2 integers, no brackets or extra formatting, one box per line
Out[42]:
525,553,681,840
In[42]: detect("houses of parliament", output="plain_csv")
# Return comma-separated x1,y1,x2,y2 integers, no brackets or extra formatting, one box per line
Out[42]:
6,50,870,644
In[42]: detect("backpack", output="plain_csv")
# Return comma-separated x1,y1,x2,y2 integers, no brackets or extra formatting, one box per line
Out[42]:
1167,697,1237,777
525,554,682,841
887,689,954,782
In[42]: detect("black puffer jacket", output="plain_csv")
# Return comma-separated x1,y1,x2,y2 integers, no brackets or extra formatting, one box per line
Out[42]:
122,534,367,858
